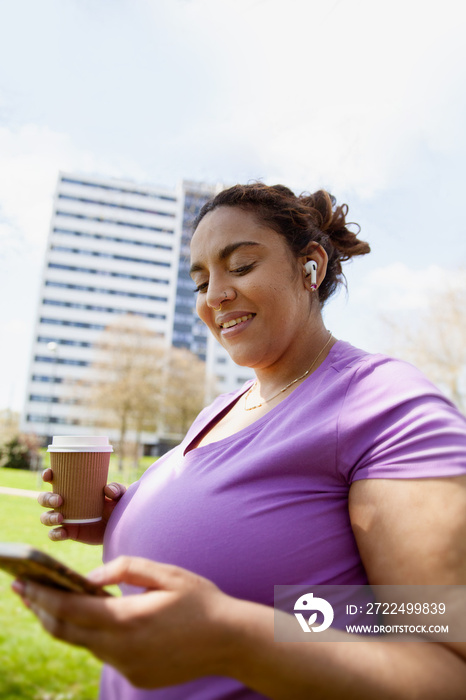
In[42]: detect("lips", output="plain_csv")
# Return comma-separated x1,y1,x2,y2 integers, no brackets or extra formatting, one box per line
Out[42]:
219,313,254,329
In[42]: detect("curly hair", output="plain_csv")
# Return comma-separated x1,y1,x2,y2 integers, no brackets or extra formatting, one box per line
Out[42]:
193,182,370,304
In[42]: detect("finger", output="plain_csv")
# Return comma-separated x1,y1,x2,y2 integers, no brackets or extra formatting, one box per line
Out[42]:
47,521,106,546
48,523,98,543
38,492,62,509
88,556,190,591
40,510,64,527
42,468,53,483
48,527,69,541
23,581,118,629
27,598,109,652
104,482,127,500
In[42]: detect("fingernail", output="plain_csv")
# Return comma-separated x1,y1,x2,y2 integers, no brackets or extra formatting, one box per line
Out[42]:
51,513,61,524
87,568,104,582
50,495,60,507
106,484,118,496
12,580,26,596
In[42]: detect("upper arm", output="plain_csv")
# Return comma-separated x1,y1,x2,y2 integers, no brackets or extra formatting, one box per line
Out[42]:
349,476,466,661
349,476,466,585
343,357,466,584
342,355,466,662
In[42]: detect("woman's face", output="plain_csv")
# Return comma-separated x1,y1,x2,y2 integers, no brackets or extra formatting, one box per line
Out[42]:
190,206,315,371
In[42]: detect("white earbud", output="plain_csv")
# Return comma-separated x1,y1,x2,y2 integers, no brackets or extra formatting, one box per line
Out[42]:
304,260,317,289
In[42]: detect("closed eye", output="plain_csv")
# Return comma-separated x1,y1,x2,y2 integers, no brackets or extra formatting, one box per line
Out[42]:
232,264,254,275
192,263,255,293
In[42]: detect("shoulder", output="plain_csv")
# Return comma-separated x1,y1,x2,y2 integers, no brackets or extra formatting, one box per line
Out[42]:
332,340,462,418
331,341,466,481
330,340,443,395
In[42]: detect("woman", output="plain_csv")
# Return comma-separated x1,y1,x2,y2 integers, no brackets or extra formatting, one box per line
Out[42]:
16,183,466,698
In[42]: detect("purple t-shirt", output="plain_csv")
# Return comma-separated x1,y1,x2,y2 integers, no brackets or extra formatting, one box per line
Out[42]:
100,341,466,699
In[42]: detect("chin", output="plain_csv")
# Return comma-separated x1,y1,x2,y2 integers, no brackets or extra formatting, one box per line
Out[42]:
220,346,262,370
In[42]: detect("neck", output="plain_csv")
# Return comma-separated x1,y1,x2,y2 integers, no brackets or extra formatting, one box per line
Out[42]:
252,322,334,398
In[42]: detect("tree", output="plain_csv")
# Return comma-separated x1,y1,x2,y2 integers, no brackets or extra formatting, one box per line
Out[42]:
82,316,211,470
161,347,210,435
87,316,166,470
0,409,19,446
381,283,466,414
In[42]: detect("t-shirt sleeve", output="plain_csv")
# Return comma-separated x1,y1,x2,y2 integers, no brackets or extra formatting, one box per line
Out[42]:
337,355,466,483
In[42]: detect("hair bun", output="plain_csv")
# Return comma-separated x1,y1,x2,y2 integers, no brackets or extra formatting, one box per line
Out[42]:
301,190,370,262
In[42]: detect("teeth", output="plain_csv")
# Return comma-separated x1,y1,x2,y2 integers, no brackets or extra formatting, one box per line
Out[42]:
221,314,253,329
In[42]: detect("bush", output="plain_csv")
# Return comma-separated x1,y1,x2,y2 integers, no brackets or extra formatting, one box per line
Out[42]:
0,435,41,471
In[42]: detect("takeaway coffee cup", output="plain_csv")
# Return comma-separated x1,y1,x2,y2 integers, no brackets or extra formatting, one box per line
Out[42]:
47,436,113,523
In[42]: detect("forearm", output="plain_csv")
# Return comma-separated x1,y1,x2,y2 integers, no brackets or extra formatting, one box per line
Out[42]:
222,599,466,700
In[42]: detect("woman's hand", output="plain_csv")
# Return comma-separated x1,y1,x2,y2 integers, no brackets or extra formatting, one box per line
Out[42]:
38,468,126,545
14,552,466,699
13,557,238,690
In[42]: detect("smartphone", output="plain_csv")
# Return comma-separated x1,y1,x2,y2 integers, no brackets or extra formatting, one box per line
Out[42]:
0,542,113,597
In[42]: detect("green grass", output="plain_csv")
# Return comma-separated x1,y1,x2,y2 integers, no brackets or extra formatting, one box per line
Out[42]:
0,463,154,699
0,467,44,490
0,496,103,699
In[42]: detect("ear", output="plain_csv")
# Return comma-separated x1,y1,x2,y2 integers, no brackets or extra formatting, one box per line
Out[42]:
300,244,328,291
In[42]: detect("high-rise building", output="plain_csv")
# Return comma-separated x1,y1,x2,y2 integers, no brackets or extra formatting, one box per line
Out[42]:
20,172,254,442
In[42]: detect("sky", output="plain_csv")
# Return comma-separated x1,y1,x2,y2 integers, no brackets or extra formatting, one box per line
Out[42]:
0,0,465,412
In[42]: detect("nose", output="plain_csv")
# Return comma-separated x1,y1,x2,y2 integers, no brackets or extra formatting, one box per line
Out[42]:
205,276,236,310
207,289,227,310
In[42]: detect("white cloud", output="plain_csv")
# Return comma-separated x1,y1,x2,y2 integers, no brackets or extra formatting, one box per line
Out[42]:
322,261,466,354
0,124,149,253
0,123,151,411
0,318,30,411
353,263,466,312
146,0,466,196
0,0,464,409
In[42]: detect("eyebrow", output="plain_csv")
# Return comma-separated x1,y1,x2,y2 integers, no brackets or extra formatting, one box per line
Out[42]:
189,241,263,275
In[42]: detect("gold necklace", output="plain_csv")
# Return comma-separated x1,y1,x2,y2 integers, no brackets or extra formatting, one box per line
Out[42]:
244,332,334,411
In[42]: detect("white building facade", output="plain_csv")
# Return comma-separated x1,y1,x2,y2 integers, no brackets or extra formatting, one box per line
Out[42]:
20,172,254,442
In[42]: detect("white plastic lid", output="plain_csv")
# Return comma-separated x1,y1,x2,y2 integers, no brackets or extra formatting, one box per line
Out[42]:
47,436,113,453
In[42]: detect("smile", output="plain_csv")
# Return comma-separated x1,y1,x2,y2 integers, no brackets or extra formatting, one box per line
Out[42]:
220,314,254,329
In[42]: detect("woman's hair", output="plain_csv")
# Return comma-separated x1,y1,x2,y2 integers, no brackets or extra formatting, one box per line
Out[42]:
193,182,370,304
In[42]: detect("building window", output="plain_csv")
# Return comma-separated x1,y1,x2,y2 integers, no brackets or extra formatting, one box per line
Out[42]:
172,331,192,343
48,263,170,284
35,355,89,367
55,211,174,234
45,281,167,303
42,299,166,320
32,375,62,383
60,177,177,202
37,336,93,348
40,317,105,330
53,228,172,251
50,245,171,268
173,320,193,331
27,414,81,426
58,194,176,218
29,395,58,403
